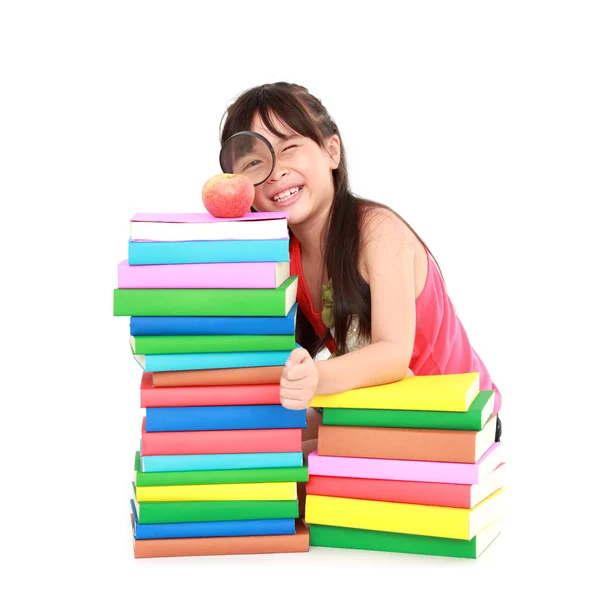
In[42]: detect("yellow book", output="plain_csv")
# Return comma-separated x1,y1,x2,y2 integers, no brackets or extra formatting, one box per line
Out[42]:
135,481,297,502
310,373,480,412
305,489,504,540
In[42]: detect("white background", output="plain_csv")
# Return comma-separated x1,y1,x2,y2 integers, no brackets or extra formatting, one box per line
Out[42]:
1,1,599,598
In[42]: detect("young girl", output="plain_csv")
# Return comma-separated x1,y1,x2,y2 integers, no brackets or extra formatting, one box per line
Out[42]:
219,82,502,465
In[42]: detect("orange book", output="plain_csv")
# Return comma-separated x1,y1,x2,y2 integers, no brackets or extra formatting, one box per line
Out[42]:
131,517,309,558
318,415,497,464
152,365,284,387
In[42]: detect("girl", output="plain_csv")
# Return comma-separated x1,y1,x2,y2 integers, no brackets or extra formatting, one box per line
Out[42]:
219,82,502,465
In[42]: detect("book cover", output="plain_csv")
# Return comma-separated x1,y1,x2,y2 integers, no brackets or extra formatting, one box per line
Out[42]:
131,516,309,558
305,463,505,509
133,490,299,524
134,451,309,484
132,346,294,372
118,260,291,289
151,365,284,387
307,443,502,485
135,481,297,502
308,520,502,559
145,405,307,432
140,451,303,472
130,500,296,539
304,489,505,540
130,333,296,355
114,276,298,317
310,373,480,412
317,415,497,463
322,390,495,431
130,304,297,336
141,418,302,456
130,211,288,242
140,372,281,408
128,238,289,265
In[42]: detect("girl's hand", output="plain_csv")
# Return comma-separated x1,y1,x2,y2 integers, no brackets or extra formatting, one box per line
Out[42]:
280,347,319,410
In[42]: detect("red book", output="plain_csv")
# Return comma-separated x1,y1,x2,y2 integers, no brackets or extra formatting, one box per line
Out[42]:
141,418,303,456
140,372,281,407
305,463,505,509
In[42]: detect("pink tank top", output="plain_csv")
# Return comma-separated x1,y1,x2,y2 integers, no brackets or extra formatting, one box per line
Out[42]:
290,236,502,414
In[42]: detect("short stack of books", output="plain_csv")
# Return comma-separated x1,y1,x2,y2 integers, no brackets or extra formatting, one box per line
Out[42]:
305,373,505,559
113,212,310,558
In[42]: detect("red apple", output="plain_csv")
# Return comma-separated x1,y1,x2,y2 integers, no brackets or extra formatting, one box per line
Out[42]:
201,173,255,218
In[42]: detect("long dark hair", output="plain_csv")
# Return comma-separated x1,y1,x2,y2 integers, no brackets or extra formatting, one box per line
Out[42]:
220,82,442,357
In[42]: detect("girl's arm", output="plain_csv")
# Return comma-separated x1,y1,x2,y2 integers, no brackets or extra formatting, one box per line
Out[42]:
315,210,417,395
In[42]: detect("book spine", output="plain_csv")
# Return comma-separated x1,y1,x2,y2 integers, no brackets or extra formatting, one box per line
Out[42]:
118,260,280,288
141,424,303,456
132,334,296,355
151,365,285,387
317,424,482,463
139,349,292,372
144,405,307,432
140,452,304,472
140,373,282,407
128,239,290,265
130,313,297,335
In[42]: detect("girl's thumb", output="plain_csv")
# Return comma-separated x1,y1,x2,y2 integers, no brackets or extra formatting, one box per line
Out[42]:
285,347,308,367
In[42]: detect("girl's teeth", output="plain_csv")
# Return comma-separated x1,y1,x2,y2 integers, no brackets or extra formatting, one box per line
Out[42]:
273,187,301,202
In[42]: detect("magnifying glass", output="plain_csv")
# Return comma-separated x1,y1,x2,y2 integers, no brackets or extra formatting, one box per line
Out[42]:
219,131,276,186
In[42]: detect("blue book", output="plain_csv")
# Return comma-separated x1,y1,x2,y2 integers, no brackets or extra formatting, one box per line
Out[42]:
130,500,296,539
129,304,298,335
145,405,307,432
128,239,290,265
132,344,297,372
140,451,304,472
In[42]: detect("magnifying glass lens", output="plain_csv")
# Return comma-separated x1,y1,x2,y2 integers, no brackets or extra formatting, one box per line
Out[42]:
220,133,274,186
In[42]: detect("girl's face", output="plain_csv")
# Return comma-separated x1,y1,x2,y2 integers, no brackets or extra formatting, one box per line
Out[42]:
249,112,340,225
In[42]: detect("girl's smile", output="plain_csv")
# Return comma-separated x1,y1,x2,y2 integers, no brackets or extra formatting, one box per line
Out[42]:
270,185,304,207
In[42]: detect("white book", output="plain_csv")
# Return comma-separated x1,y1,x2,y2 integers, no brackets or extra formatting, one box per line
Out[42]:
130,212,289,241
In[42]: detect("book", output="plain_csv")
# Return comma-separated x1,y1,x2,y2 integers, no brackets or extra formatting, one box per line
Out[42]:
305,489,505,540
128,239,289,265
140,451,304,472
307,443,502,485
130,333,296,355
134,451,309,483
135,481,298,502
151,365,284,387
308,520,502,559
305,463,505,509
133,490,299,524
317,414,497,463
141,418,302,456
322,390,495,431
145,405,307,432
140,372,281,408
310,373,480,412
129,211,289,242
130,305,297,336
130,501,296,540
132,346,294,372
131,516,309,558
118,260,291,289
114,276,298,317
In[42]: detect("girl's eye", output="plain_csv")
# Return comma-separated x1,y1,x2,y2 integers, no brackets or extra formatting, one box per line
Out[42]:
282,145,298,152
243,159,262,171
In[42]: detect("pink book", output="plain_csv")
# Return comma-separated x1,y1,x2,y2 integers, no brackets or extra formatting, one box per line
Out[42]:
130,212,289,242
307,443,502,485
117,260,290,289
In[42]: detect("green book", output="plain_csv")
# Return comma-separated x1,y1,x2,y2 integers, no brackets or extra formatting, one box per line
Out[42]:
114,276,298,317
133,485,299,524
134,452,308,486
130,334,296,355
309,521,502,559
322,390,495,431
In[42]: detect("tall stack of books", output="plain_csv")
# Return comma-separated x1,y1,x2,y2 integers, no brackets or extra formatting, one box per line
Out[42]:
113,212,310,558
305,373,505,559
